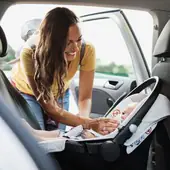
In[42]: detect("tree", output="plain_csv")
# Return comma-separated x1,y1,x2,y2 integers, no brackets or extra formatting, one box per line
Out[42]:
4,44,15,62
96,62,129,77
0,44,15,71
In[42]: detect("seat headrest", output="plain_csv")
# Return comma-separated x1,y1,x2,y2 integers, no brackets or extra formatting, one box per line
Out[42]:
0,26,7,58
153,20,170,58
21,18,41,41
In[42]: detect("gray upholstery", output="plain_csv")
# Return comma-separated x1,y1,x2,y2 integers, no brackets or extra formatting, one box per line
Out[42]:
152,62,170,99
0,40,2,56
151,19,170,170
0,70,41,130
21,19,41,41
153,19,170,58
152,19,170,99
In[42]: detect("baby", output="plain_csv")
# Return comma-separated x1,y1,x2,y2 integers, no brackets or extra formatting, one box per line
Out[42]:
81,102,138,139
112,102,138,122
22,102,138,141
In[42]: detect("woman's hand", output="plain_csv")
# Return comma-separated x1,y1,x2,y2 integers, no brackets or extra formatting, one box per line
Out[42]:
84,118,119,135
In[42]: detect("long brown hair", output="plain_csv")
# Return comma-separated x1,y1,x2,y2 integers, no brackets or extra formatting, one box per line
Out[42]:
34,7,78,103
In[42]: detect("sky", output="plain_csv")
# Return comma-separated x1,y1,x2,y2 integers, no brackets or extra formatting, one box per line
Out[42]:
0,4,153,68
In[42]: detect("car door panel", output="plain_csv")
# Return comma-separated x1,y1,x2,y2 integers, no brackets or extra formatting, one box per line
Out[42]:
73,74,136,118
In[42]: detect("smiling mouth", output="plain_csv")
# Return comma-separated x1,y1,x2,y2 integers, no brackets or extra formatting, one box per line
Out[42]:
65,52,76,56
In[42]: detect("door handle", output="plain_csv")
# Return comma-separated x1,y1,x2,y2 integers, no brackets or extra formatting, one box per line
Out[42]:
107,98,114,107
104,80,124,90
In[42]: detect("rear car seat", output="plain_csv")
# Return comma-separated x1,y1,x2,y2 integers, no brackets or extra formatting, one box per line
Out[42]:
0,70,41,130
0,25,61,169
0,25,40,129
151,19,170,170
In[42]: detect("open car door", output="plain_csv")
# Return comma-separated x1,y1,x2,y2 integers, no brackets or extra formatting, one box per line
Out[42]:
70,10,150,118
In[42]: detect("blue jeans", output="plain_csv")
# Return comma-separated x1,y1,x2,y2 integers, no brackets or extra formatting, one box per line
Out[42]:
58,90,70,130
20,89,70,131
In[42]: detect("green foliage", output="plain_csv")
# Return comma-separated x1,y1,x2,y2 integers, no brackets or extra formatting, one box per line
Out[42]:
4,44,15,62
0,44,15,71
2,64,12,71
0,45,131,77
96,61,129,77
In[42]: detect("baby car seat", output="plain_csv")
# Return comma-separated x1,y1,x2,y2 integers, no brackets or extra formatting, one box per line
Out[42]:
48,76,170,170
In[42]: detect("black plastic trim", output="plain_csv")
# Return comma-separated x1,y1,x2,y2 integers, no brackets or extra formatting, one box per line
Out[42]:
0,26,7,57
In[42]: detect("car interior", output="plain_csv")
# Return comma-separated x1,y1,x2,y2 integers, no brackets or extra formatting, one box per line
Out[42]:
0,0,170,170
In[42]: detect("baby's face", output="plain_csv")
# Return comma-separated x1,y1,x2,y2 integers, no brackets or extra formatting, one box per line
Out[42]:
121,102,138,120
111,102,138,122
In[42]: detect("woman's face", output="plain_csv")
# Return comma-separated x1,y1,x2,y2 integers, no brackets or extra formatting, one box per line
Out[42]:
65,24,82,61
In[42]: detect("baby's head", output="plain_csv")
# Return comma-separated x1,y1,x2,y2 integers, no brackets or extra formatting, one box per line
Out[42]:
111,102,138,122
121,102,138,120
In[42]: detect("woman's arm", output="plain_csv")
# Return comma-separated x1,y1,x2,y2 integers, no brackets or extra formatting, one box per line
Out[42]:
27,75,118,135
78,43,96,117
78,70,94,117
26,75,90,127
22,119,60,140
34,130,60,140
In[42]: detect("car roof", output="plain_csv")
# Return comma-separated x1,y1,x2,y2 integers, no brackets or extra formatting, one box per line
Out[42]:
3,0,170,11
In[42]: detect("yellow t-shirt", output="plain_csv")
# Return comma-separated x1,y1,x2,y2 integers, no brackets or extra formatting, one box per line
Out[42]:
11,42,96,97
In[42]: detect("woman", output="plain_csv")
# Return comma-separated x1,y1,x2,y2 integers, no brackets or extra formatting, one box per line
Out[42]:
11,7,117,134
